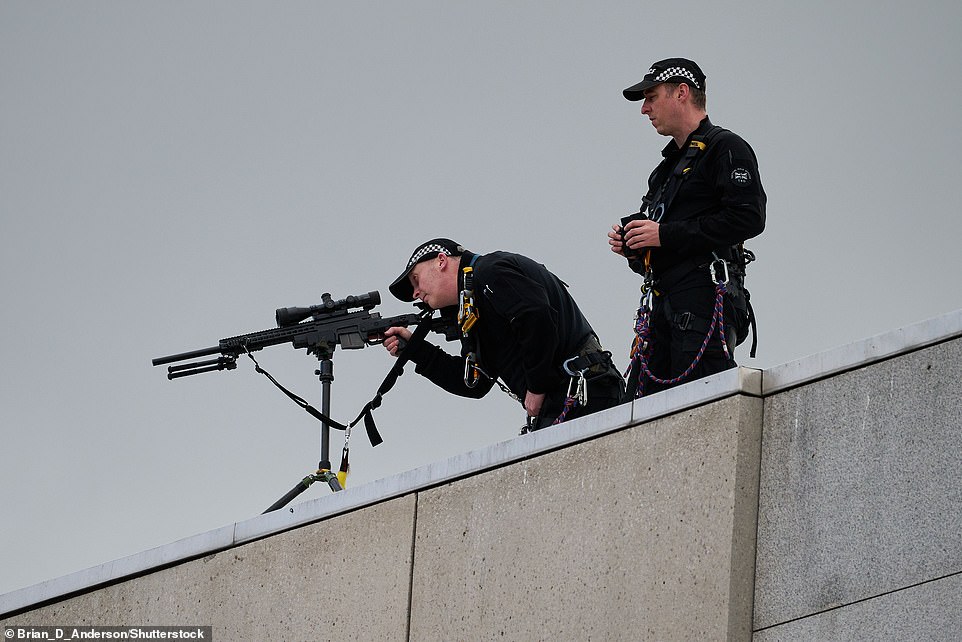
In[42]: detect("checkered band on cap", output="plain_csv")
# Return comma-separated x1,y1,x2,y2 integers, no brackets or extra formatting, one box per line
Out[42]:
390,237,465,301
623,58,706,101
650,66,702,89
405,242,454,268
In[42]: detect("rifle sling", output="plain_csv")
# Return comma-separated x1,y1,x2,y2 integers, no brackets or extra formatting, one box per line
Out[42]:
244,313,435,448
351,316,435,447
245,352,349,431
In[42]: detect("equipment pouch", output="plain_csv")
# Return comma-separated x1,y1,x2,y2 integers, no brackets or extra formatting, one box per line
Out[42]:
724,280,751,347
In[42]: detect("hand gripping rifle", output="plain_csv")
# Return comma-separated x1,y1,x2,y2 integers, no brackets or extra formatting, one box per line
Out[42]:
152,290,456,510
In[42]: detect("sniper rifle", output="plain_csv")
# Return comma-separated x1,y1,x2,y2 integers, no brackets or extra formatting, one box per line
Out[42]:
152,291,456,378
151,290,457,507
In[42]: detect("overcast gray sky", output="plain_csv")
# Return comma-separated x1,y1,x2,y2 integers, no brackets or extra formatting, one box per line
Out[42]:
2,1,961,596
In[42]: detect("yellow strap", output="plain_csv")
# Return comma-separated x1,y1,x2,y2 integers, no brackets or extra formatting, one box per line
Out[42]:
337,449,349,489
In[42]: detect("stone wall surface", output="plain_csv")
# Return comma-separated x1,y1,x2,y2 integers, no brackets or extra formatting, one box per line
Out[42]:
409,395,762,642
753,573,962,642
753,338,962,631
2,496,418,640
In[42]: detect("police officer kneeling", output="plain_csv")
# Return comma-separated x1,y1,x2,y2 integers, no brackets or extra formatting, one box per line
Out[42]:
383,238,624,431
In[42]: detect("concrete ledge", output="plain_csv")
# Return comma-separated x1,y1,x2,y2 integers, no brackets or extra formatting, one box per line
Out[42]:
629,365,762,423
2,497,419,639
0,525,236,618
763,308,962,395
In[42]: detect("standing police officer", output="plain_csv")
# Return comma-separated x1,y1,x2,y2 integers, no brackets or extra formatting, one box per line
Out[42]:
608,58,766,397
383,238,623,430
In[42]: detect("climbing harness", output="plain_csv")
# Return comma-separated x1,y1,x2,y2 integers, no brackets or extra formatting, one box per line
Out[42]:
459,255,482,389
621,134,716,278
626,257,731,399
456,253,614,430
622,125,758,398
650,137,708,222
453,255,532,415
551,343,616,425
459,266,479,334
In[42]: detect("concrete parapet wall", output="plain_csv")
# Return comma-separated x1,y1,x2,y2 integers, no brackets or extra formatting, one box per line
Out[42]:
3,310,962,641
410,395,762,641
1,396,764,641
753,334,962,638
2,497,418,640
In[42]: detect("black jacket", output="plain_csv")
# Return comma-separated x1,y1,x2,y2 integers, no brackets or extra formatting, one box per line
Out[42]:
647,117,766,278
404,250,595,400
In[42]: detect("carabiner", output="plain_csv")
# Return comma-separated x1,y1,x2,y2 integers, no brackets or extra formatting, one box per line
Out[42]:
709,259,730,285
562,355,586,377
464,352,480,388
640,276,655,312
565,371,587,406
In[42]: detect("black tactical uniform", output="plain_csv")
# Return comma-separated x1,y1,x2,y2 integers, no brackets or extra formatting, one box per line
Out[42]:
390,241,623,430
628,116,766,395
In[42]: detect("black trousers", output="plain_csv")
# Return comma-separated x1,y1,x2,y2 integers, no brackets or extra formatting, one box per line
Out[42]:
627,281,738,398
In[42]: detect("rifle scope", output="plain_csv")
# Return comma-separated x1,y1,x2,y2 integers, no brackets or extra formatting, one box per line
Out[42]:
275,291,381,327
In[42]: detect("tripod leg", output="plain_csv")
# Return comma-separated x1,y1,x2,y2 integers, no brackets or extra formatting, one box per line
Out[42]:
262,475,314,513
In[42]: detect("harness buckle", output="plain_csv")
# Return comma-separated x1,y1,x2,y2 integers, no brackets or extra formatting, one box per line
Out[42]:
459,292,478,334
710,259,730,285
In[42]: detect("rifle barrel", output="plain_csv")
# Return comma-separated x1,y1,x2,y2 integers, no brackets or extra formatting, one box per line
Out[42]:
152,345,222,366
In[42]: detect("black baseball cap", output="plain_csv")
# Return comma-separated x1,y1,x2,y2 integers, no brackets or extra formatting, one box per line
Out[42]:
623,58,706,101
389,238,465,302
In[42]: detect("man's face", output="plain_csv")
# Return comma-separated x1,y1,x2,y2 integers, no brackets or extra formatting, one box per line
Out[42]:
408,254,457,310
640,84,679,137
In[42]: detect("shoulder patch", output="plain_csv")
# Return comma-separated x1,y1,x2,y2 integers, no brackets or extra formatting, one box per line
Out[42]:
731,167,753,186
